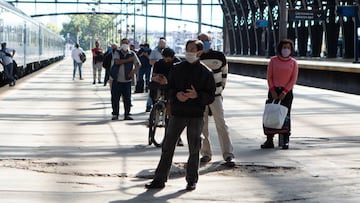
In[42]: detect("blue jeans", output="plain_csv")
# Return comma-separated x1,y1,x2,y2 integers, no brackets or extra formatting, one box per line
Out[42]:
73,60,83,79
146,94,153,109
111,81,132,117
137,67,151,87
4,63,15,83
153,116,203,184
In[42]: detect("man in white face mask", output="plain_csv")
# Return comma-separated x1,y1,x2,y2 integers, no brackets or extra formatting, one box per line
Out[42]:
110,38,141,121
197,33,235,167
145,40,216,191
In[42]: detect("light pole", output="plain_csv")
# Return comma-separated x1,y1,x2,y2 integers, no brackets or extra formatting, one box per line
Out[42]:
133,0,136,45
198,0,202,34
145,0,148,42
279,0,287,41
163,0,167,38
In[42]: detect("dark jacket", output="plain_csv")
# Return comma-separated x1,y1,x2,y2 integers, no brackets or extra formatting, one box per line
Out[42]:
102,50,113,70
168,60,215,117
110,50,135,81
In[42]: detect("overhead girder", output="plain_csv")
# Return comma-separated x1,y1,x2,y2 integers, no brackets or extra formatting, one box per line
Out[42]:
7,0,360,59
219,0,360,59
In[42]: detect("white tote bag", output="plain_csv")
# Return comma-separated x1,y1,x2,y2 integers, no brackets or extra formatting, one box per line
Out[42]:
262,100,289,129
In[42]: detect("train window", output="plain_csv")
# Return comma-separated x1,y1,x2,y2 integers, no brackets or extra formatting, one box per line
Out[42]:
31,28,36,46
17,25,22,45
9,25,15,42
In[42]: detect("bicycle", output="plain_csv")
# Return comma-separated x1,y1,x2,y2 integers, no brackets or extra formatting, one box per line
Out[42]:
148,85,169,147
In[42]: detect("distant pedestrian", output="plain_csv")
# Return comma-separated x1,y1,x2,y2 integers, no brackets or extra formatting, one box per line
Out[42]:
110,38,141,121
197,33,235,167
146,37,167,112
149,47,180,104
261,39,298,150
102,43,117,86
0,42,16,86
145,39,215,191
135,43,151,93
91,40,104,84
149,38,167,66
71,43,85,80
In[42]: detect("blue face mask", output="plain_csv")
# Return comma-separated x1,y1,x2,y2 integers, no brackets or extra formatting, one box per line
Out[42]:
203,41,211,51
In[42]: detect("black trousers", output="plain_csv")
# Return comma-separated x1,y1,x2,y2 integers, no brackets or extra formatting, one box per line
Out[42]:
153,116,203,184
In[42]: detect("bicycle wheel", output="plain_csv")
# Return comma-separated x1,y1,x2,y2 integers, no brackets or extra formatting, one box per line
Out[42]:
148,107,156,145
149,102,167,147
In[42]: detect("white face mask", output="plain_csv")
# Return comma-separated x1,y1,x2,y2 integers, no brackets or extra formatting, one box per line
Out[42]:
281,48,291,58
185,52,199,63
120,44,129,51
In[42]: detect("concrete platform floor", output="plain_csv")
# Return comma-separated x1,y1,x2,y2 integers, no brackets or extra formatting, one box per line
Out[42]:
0,57,359,203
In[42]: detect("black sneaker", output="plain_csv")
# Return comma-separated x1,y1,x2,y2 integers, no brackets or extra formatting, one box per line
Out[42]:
111,115,118,120
186,182,196,191
260,140,274,149
124,116,133,120
145,181,165,189
225,157,235,167
200,156,211,163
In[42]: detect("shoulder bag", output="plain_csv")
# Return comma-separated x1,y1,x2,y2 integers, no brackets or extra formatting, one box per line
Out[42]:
262,100,288,129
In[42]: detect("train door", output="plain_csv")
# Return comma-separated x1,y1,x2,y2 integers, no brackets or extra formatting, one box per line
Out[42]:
23,21,27,68
39,24,42,60
0,8,4,44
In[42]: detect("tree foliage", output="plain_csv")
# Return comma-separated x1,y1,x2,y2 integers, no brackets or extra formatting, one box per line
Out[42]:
45,22,61,34
61,14,114,50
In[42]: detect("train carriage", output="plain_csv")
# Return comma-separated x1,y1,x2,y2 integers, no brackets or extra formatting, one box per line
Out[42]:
0,0,64,85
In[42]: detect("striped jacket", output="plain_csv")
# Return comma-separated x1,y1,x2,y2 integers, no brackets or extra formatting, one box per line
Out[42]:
200,50,228,96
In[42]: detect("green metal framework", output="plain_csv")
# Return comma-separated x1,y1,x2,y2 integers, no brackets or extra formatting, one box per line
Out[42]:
219,0,360,59
6,0,360,59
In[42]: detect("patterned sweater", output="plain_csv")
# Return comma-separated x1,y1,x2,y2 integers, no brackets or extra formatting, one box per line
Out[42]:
200,50,228,96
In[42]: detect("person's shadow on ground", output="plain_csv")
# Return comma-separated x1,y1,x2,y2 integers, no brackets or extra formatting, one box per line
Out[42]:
109,188,188,203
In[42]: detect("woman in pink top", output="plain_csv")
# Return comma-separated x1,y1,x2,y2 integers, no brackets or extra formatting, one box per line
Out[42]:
261,39,298,150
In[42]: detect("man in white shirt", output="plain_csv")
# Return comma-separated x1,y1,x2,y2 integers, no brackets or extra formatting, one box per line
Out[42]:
71,43,85,80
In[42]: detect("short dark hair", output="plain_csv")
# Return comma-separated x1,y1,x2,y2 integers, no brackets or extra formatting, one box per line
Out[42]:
185,40,204,51
121,38,129,44
161,48,175,57
277,39,295,56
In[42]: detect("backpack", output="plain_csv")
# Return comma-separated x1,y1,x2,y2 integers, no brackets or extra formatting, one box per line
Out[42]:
102,52,112,70
95,50,104,62
79,52,86,63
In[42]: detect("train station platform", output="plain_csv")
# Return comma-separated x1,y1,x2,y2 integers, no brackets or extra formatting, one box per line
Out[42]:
227,56,360,95
0,57,359,203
